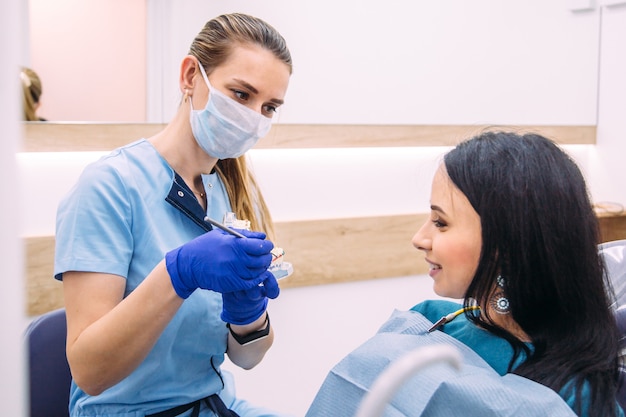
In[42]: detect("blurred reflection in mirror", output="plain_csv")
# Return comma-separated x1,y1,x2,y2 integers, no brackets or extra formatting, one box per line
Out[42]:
21,67,47,121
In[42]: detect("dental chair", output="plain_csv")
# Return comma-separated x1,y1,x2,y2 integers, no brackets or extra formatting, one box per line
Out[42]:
616,305,626,412
603,239,626,310
600,239,626,411
348,239,626,417
25,308,71,417
25,308,243,417
354,344,462,417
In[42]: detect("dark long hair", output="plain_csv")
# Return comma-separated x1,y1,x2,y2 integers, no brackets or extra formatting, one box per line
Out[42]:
444,131,621,416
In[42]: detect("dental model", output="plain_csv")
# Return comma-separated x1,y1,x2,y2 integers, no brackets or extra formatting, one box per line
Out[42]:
231,218,251,230
223,212,293,280
269,247,293,280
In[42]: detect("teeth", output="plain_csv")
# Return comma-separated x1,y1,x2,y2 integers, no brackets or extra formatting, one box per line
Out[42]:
428,263,441,270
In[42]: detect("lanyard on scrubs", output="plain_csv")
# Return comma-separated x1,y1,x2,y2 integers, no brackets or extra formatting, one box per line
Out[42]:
166,172,245,238
427,306,481,333
165,172,214,232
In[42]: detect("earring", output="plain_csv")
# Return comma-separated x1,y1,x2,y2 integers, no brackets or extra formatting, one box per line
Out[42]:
490,275,510,315
183,89,190,102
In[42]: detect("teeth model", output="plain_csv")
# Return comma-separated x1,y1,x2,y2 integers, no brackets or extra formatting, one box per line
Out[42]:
269,247,293,280
223,212,293,280
231,218,251,230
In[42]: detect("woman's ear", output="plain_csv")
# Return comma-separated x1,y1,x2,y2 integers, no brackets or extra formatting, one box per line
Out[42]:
179,55,199,94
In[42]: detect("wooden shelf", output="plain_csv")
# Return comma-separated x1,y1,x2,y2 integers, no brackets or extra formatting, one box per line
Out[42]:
24,210,625,316
597,211,626,243
21,123,596,152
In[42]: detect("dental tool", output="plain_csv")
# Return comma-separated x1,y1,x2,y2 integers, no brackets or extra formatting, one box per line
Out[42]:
203,216,247,238
427,305,481,333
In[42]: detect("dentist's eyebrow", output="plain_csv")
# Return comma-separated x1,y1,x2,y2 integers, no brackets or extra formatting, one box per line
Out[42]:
234,78,284,105
431,204,447,215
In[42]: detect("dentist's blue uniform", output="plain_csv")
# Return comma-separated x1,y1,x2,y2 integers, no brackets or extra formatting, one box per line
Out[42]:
55,139,286,417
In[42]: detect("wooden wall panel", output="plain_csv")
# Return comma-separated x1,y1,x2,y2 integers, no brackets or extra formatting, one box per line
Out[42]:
23,214,429,316
18,121,612,316
597,212,626,244
25,235,62,317
24,212,626,316
22,123,596,152
274,214,428,287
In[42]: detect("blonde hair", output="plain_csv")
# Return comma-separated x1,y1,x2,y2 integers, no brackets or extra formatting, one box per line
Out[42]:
21,67,43,121
214,158,275,240
189,13,293,239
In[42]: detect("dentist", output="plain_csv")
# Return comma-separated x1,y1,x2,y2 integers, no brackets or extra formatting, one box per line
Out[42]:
54,13,292,417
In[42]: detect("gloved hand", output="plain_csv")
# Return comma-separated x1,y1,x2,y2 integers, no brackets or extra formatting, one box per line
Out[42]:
221,271,280,325
165,229,274,299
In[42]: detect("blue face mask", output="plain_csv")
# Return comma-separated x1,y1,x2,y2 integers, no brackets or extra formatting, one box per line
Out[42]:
189,63,272,159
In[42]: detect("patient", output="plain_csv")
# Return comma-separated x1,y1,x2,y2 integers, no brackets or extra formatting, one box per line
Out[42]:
307,131,624,417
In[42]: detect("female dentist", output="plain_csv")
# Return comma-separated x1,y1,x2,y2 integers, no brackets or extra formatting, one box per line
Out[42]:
54,13,293,417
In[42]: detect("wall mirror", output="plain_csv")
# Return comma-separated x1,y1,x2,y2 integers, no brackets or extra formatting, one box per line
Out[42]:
25,1,600,147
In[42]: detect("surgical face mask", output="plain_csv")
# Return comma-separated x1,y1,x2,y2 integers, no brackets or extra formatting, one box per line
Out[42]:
189,63,272,159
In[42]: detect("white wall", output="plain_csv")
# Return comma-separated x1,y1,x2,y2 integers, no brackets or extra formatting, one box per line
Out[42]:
16,2,626,417
148,0,601,125
2,0,26,414
223,275,444,416
586,4,626,206
19,146,449,236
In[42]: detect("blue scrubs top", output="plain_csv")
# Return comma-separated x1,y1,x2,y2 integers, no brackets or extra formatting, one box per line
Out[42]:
54,139,251,416
413,299,624,417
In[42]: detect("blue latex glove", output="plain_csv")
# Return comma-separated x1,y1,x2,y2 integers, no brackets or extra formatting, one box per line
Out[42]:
165,229,274,299
221,271,280,325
